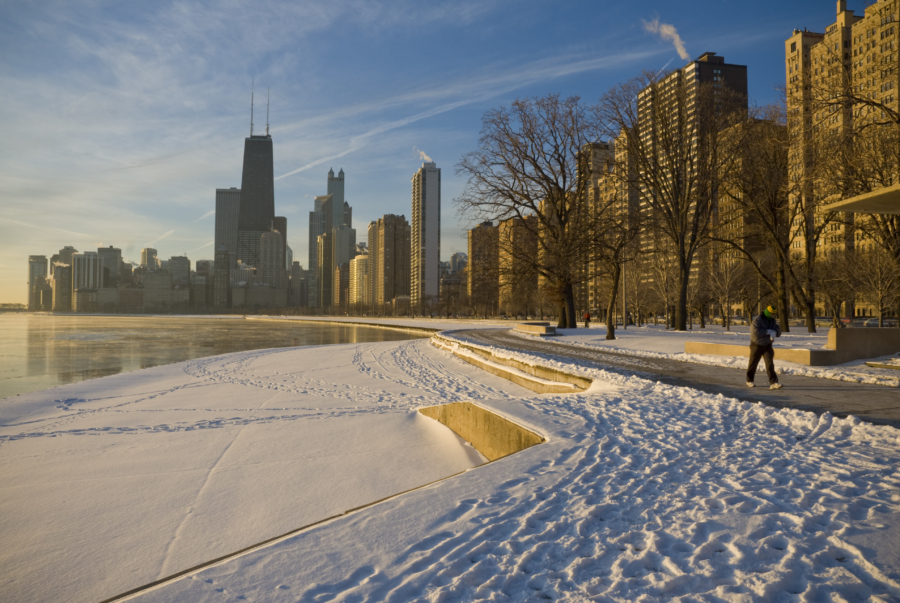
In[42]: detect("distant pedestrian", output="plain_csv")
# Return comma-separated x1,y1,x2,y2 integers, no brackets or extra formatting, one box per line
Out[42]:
747,305,783,390
583,312,591,328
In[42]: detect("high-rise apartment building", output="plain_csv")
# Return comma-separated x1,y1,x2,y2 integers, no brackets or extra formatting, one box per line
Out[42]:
27,255,48,310
349,254,369,306
785,0,899,263
215,187,241,270
498,216,538,315
290,261,307,307
370,214,411,305
141,248,158,269
236,132,275,268
333,263,350,310
411,161,441,309
467,221,499,313
58,246,77,266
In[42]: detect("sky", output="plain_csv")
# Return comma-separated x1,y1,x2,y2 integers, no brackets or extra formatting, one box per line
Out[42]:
0,0,864,304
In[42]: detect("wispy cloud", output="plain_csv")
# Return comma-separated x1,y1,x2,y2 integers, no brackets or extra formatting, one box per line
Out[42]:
195,210,215,221
148,230,175,246
642,17,689,61
190,241,213,253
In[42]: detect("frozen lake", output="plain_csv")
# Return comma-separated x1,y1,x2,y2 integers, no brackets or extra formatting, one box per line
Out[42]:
0,314,423,399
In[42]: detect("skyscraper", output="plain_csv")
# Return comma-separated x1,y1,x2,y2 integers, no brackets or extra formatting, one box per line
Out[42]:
327,168,345,229
215,187,241,270
411,161,441,309
317,231,333,308
236,132,275,268
141,248,158,269
27,255,48,310
308,195,328,307
259,230,286,289
371,214,411,305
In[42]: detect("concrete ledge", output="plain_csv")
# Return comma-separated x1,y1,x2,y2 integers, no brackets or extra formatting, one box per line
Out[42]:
432,335,591,392
684,341,838,366
419,402,544,461
514,322,557,336
828,328,900,364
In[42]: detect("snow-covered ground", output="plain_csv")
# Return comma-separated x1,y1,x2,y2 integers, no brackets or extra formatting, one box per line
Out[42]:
0,340,518,603
4,323,900,602
522,324,900,387
93,340,900,601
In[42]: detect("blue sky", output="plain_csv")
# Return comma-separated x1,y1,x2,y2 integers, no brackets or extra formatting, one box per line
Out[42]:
0,0,856,303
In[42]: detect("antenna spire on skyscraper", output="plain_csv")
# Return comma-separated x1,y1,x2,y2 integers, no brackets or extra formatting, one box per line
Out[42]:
250,79,255,136
266,88,270,136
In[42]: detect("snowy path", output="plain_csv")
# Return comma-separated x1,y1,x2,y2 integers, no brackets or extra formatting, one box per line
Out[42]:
0,340,526,603
459,328,900,428
132,343,900,602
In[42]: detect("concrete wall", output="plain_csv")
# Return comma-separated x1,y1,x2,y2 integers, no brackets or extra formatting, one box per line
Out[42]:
828,328,900,364
683,342,838,366
419,402,543,462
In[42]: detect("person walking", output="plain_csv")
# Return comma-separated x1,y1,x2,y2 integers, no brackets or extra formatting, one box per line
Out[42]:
583,312,591,329
747,305,783,390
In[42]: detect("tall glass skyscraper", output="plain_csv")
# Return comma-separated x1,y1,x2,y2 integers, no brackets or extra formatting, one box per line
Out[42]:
236,134,275,268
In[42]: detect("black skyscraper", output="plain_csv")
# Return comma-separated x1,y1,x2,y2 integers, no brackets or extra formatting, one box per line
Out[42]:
236,134,275,268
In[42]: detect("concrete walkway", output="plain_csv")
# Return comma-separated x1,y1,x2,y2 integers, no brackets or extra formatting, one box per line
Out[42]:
457,329,900,429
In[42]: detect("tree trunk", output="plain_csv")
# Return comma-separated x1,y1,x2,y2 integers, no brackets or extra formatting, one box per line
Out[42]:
699,308,706,328
565,282,577,331
804,295,817,333
557,300,567,328
775,256,790,333
606,263,621,340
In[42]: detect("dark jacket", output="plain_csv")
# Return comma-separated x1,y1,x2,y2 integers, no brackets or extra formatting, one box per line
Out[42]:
750,313,781,346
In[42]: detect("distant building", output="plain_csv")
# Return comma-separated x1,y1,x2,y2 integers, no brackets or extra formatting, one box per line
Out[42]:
272,216,287,271
213,246,231,309
467,221,499,314
317,231,333,308
57,246,78,266
215,187,240,270
411,161,441,309
97,246,122,289
371,214,411,306
290,261,307,307
285,244,293,272
259,230,286,290
450,252,468,274
27,255,48,310
51,263,72,312
143,270,172,311
140,248,158,270
499,216,538,316
168,256,191,287
349,254,369,306
333,263,350,311
236,132,275,269
307,195,328,308
195,260,213,276
72,251,101,299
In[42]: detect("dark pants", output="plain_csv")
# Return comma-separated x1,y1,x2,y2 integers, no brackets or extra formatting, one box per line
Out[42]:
747,343,778,384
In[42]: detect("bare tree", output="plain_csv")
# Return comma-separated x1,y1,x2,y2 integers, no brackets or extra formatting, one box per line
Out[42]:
852,247,900,327
456,95,600,328
817,249,854,328
707,249,744,331
597,72,747,330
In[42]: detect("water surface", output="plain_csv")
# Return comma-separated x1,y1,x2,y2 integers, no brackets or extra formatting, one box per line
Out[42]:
0,315,424,399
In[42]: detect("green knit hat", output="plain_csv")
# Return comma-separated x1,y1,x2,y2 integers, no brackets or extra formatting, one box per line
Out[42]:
764,305,776,318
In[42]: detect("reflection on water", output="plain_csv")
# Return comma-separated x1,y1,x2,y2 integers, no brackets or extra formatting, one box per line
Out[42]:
1,315,423,399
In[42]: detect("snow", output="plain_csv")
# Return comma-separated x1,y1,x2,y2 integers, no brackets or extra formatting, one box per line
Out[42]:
4,322,900,602
125,340,900,603
517,324,900,387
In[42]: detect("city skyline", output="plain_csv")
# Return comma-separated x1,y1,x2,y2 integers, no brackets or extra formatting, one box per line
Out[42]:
2,0,836,303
